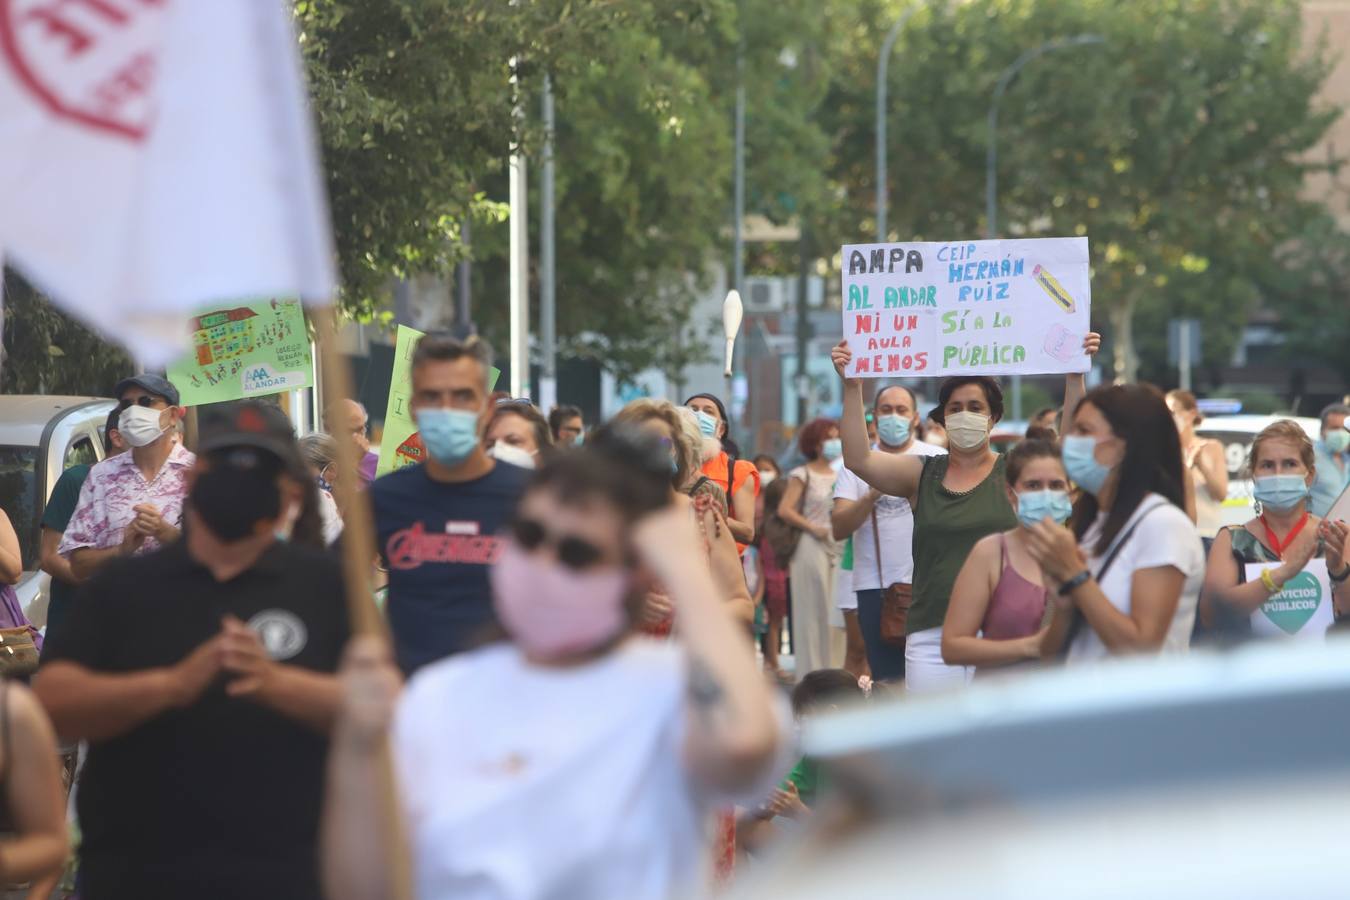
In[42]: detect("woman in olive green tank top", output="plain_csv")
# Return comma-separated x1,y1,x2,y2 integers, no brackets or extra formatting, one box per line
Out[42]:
831,333,1100,692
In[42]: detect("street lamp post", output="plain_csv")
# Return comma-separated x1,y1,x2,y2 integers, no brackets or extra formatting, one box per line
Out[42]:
986,33,1104,422
875,4,924,243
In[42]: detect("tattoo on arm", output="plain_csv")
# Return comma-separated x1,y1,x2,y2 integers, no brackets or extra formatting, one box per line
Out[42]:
687,658,727,720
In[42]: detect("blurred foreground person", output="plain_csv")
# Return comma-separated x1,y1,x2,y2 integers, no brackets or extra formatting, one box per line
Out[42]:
0,681,68,894
36,401,348,900
1202,420,1349,640
324,428,787,900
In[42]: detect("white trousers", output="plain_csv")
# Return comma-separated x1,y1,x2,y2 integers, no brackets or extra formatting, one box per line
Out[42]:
904,626,971,694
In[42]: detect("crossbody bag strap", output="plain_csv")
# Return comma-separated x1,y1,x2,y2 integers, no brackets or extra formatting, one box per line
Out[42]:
1061,499,1170,655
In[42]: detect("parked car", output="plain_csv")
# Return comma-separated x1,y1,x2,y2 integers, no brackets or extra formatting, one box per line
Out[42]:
1196,413,1321,528
0,396,117,628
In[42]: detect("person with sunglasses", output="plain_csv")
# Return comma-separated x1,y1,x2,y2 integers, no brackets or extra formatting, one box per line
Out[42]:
59,374,193,582
324,427,788,900
371,335,530,676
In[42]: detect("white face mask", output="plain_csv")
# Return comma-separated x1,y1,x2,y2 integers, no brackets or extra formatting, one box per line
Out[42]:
944,411,991,451
119,405,168,448
759,471,777,487
488,442,537,470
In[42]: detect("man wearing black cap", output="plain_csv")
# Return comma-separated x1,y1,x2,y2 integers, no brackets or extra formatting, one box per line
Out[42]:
35,401,349,900
59,373,193,580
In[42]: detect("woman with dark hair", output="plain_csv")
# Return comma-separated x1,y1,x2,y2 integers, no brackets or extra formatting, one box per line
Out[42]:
833,333,1100,691
686,393,760,549
1031,384,1205,662
1201,420,1349,641
776,418,844,675
486,401,554,469
547,405,585,447
324,427,786,900
942,439,1069,674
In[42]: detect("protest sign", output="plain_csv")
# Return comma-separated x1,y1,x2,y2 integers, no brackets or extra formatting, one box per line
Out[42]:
376,325,501,477
1246,559,1333,640
840,237,1091,378
166,299,312,406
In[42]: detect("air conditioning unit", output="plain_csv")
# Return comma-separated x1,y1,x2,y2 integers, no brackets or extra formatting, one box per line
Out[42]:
744,276,788,313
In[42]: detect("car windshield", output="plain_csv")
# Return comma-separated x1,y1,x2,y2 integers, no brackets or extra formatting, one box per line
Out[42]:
0,446,41,571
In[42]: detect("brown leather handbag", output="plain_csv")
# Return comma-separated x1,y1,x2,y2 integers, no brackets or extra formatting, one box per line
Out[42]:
870,508,912,645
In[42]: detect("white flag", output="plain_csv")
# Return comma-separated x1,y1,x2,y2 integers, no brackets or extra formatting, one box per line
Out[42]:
0,0,336,366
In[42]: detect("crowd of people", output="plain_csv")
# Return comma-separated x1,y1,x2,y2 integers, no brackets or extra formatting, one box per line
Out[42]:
0,328,1336,898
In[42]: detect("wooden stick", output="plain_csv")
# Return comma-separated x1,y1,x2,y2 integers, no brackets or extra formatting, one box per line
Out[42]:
311,303,412,900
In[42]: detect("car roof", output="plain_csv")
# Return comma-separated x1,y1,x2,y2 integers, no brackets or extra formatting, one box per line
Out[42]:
1196,414,1321,436
0,395,113,447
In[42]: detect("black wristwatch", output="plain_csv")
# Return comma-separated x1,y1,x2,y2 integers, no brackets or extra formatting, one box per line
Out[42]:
1058,570,1092,596
1331,564,1350,584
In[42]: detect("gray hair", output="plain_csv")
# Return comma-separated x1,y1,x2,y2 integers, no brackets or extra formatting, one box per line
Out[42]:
412,334,495,390
298,432,340,472
1319,403,1350,430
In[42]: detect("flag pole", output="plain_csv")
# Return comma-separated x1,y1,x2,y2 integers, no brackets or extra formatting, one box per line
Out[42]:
311,304,413,900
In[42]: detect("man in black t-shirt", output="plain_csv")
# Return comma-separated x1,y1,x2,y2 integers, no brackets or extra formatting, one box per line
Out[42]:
35,401,349,900
371,334,528,676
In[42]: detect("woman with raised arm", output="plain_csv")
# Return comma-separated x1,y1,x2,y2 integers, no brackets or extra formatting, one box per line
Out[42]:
832,333,1099,692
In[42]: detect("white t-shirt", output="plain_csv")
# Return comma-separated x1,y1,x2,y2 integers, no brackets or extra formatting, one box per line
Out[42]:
394,639,788,900
1067,495,1204,663
833,441,947,592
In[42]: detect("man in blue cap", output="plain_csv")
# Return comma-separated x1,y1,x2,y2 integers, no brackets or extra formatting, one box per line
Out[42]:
59,373,193,580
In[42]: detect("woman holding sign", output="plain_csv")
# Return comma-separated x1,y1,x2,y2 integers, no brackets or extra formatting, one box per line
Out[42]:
1200,421,1350,641
832,333,1100,692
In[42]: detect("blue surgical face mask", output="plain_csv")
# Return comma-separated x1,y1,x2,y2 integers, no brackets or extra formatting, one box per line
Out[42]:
693,410,719,438
876,414,911,448
573,431,585,447
1253,474,1310,512
415,407,481,467
1016,489,1074,528
1326,430,1350,454
822,438,843,461
1062,434,1112,496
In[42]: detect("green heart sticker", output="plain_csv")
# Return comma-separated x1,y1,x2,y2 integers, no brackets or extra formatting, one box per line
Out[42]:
1260,571,1324,635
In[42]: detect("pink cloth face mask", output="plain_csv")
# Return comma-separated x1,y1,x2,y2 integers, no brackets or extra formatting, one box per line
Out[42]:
490,540,631,659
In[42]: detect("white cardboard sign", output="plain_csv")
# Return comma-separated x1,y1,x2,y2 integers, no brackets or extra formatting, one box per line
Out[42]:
840,237,1092,378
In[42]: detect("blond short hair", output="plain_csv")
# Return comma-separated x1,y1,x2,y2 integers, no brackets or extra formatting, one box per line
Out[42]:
1247,419,1316,478
611,398,701,489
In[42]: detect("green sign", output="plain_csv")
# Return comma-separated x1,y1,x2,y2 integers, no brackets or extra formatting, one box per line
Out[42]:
1260,571,1323,636
166,299,312,406
375,325,500,477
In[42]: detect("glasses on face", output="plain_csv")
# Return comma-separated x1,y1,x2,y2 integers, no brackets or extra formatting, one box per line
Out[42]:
511,518,608,571
118,395,162,410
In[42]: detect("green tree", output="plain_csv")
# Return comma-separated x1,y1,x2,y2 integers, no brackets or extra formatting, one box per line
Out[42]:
1,269,132,396
821,0,1343,384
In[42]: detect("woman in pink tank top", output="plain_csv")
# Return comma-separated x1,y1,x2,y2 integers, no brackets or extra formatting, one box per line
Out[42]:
941,439,1073,674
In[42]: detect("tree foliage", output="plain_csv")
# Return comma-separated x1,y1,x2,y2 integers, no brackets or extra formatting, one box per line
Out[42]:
1,269,132,396
822,0,1343,384
302,0,1346,388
